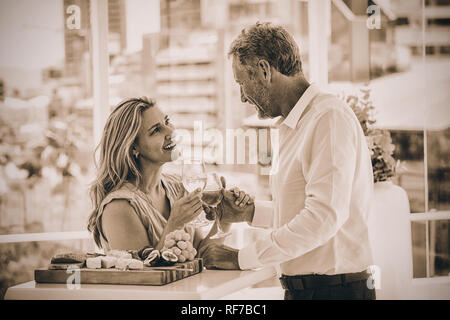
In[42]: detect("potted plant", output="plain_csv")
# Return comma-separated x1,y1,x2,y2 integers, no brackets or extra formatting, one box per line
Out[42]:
344,87,413,299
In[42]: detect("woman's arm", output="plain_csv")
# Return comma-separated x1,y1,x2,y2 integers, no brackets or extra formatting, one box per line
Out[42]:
158,189,204,251
101,199,185,251
154,223,179,251
102,189,204,251
101,200,151,251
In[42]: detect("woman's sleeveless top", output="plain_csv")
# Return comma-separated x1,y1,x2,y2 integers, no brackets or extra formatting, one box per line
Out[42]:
97,173,194,250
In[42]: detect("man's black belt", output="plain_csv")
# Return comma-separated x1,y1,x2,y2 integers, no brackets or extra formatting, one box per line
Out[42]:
279,270,370,291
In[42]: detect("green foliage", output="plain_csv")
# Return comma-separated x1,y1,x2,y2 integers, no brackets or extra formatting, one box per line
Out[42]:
0,111,89,299
0,114,83,195
343,86,397,183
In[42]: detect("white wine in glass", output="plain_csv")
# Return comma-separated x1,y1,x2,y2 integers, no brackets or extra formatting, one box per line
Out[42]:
181,159,209,227
204,172,231,239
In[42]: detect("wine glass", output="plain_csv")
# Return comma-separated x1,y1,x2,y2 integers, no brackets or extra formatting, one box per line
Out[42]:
181,158,210,227
203,172,231,239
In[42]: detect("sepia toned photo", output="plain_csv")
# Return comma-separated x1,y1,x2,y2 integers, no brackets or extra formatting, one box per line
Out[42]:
0,0,448,304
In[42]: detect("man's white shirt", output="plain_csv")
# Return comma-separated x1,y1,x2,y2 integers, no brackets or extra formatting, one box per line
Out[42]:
238,84,375,275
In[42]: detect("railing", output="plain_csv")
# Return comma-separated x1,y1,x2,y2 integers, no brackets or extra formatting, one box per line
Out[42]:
0,231,91,243
409,211,450,282
409,211,450,222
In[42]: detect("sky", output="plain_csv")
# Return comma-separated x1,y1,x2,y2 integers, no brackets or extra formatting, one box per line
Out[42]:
0,0,65,70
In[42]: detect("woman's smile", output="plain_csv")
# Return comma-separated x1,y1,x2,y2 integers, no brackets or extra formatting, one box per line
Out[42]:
162,141,177,152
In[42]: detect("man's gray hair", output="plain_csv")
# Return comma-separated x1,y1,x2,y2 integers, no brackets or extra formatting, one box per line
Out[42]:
228,22,302,77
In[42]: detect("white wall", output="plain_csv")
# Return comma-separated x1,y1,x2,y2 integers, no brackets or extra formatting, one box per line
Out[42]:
125,0,160,54
409,280,450,300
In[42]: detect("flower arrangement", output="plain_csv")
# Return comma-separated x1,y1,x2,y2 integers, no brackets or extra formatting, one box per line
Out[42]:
343,86,397,183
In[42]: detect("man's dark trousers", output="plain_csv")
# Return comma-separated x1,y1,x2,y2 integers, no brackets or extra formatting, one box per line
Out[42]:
279,270,376,300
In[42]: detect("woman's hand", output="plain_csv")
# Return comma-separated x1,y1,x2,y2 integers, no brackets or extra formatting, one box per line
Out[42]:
167,188,203,230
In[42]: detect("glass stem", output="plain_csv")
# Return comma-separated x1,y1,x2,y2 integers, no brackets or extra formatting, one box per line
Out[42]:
216,214,224,233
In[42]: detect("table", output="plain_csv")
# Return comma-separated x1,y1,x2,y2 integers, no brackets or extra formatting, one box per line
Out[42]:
5,267,277,300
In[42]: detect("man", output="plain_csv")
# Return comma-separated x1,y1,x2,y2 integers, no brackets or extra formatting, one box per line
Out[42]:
200,22,376,300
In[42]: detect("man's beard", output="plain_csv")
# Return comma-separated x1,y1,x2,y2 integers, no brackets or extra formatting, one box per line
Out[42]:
253,84,271,119
255,105,269,119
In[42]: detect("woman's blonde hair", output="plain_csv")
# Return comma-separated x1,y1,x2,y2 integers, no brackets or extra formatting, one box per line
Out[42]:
87,97,155,247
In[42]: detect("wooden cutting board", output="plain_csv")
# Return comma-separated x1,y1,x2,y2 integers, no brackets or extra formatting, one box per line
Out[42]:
35,259,203,286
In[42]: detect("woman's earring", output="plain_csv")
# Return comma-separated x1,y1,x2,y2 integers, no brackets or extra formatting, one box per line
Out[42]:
133,150,139,159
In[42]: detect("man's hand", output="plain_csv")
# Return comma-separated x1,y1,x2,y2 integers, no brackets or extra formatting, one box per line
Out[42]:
198,242,240,270
203,176,255,224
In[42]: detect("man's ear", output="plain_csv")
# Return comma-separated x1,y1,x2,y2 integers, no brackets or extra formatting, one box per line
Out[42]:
258,59,272,83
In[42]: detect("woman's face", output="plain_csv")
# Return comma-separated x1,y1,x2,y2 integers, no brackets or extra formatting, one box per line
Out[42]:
134,106,177,165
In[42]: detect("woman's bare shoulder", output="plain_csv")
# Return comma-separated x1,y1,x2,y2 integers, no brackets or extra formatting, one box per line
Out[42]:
102,199,137,223
101,199,149,250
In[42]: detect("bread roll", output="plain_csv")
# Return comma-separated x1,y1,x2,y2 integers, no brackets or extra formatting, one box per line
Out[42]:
51,253,86,264
48,262,83,270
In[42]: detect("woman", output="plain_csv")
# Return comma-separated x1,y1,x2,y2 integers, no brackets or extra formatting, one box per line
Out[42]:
87,97,252,252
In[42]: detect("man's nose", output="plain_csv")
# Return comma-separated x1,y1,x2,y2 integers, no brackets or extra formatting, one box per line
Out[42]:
240,87,248,103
